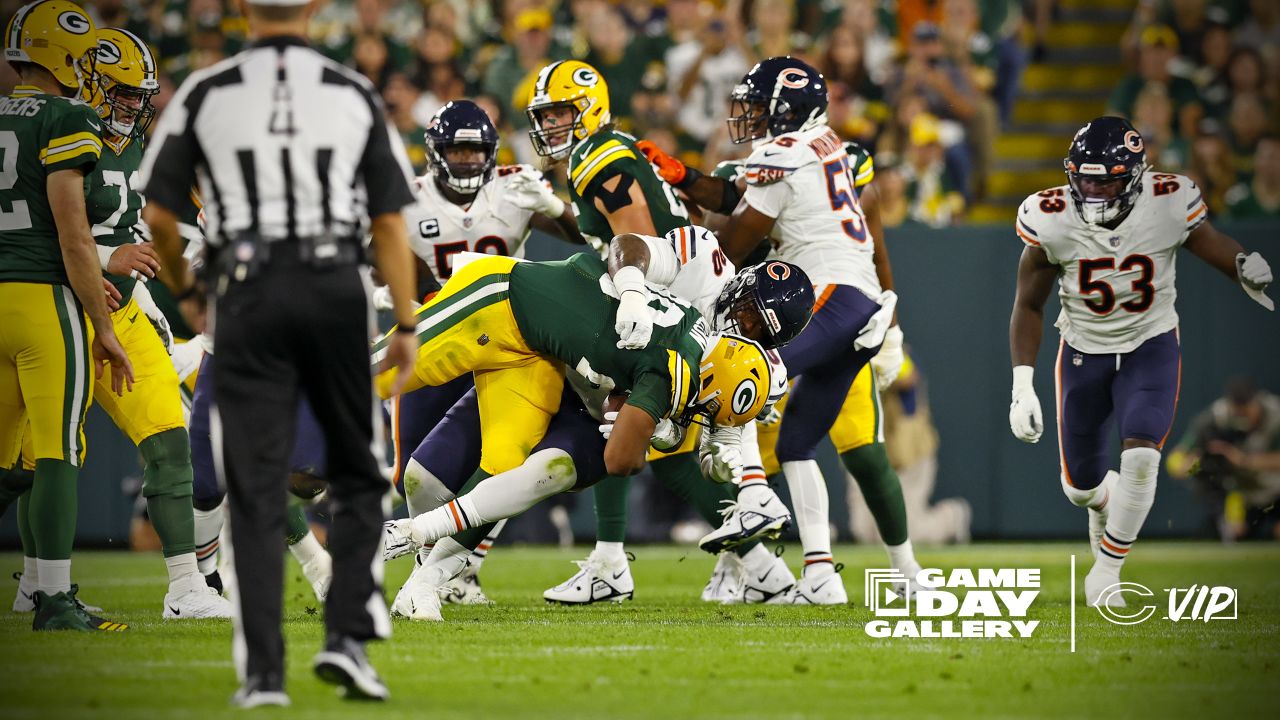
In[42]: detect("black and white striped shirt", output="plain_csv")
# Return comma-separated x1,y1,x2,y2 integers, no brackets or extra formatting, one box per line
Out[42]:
140,35,414,247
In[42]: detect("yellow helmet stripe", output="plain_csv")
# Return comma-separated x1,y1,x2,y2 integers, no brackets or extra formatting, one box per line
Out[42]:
571,144,636,195
667,349,695,419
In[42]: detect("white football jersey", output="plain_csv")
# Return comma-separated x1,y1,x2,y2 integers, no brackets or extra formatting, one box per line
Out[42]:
403,165,541,285
1017,170,1208,354
741,125,881,296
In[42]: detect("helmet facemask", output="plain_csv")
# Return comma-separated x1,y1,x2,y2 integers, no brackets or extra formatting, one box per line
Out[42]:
1066,161,1146,225
727,88,770,144
713,274,773,347
429,137,497,194
527,99,589,160
97,79,157,139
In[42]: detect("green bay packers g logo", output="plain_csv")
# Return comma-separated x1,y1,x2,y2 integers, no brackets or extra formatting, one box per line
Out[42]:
97,39,122,64
731,378,758,415
57,11,91,35
571,67,598,88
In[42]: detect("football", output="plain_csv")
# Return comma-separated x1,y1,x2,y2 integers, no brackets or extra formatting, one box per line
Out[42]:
602,391,629,416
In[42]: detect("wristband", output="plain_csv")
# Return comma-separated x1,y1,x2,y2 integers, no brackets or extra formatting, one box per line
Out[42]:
612,265,647,297
97,244,115,271
674,164,703,191
395,325,416,335
1012,365,1034,395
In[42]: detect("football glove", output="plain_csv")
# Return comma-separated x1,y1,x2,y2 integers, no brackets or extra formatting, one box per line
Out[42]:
1009,365,1043,443
612,266,653,349
506,171,566,218
699,425,744,484
1236,252,1274,311
131,281,174,354
870,325,905,389
636,139,688,186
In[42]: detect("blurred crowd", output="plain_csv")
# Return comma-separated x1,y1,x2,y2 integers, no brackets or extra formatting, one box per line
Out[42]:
0,0,1035,229
1112,0,1280,219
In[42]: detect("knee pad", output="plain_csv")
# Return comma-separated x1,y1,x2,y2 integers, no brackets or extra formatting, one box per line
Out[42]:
1060,472,1108,508
403,458,457,512
140,428,193,499
530,448,576,494
1121,447,1161,485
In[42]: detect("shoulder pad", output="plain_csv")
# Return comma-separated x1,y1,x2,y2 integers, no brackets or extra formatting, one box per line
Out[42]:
1014,188,1070,248
569,134,639,194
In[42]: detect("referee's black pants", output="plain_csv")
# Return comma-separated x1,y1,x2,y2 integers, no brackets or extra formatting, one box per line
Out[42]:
212,248,389,684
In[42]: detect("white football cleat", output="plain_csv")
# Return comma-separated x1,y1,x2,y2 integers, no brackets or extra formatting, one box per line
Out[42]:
301,551,332,602
440,567,490,605
701,553,743,604
12,571,35,612
390,565,444,621
1085,565,1126,608
543,550,634,604
894,562,934,600
698,487,793,554
740,554,795,604
382,519,417,561
1089,472,1118,558
777,566,848,605
163,583,234,619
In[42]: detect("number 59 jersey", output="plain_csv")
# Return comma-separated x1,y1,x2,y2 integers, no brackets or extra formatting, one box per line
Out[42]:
1016,170,1208,354
741,125,880,297
403,165,541,285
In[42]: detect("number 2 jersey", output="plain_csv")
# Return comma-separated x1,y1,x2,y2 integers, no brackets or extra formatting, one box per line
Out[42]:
402,165,542,286
1016,170,1208,354
0,87,103,285
741,125,880,298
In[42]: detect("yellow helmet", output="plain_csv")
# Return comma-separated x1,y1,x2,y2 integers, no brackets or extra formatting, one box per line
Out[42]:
526,60,611,160
83,28,158,141
692,334,771,427
3,1,97,94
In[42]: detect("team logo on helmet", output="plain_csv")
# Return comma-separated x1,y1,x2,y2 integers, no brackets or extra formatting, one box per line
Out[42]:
765,262,791,281
572,67,598,87
57,11,91,34
96,39,122,64
779,68,809,89
731,379,759,415
1123,130,1144,153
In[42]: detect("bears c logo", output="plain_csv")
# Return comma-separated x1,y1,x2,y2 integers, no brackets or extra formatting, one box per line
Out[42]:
779,69,809,89
572,67,598,87
1123,130,1144,153
765,262,791,281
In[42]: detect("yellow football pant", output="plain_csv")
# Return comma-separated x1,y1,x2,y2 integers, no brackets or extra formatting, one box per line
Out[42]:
91,295,185,445
758,364,883,475
0,283,92,468
373,256,562,475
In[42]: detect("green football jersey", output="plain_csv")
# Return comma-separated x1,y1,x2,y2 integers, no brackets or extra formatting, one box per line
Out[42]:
0,86,103,285
567,129,690,249
509,253,709,422
86,138,145,302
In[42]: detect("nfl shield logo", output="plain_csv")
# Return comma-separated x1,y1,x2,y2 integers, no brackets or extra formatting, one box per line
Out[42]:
462,217,474,229
1108,236,1120,248
1073,353,1084,367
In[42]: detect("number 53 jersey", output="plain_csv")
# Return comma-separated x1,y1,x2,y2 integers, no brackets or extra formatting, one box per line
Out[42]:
1016,170,1209,354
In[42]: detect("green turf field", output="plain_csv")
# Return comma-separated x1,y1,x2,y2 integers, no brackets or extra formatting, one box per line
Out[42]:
1,542,1276,719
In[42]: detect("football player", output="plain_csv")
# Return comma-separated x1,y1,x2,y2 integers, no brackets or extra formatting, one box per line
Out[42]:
374,250,774,618
631,57,927,604
379,98,581,600
1009,117,1272,607
526,60,775,603
0,1,133,631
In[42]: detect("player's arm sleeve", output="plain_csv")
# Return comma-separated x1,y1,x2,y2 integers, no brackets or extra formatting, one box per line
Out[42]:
633,231,682,286
570,139,641,203
42,103,102,174
1179,176,1208,239
139,77,202,215
357,86,417,217
627,356,695,423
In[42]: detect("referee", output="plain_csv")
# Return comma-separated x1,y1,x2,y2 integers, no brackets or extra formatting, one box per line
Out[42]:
140,0,419,707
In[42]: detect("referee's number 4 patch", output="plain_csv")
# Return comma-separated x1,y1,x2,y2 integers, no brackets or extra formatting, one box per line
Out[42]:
418,219,440,238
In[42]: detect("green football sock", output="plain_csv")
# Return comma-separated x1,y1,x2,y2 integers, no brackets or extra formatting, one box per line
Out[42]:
651,455,760,556
593,475,630,543
285,502,310,545
140,429,196,558
840,443,909,546
17,489,35,558
30,459,77,560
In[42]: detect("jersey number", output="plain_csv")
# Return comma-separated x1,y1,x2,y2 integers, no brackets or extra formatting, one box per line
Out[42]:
1079,254,1155,314
94,170,141,236
1152,173,1180,196
1038,188,1066,213
0,131,33,231
823,155,867,242
434,236,507,279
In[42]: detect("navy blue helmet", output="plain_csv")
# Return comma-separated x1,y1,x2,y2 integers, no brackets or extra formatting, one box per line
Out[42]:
714,260,814,349
727,57,828,144
1064,116,1148,225
426,100,499,194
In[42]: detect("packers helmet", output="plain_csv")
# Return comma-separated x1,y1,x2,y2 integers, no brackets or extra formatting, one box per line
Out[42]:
4,1,97,94
84,28,158,142
690,334,771,428
526,60,611,161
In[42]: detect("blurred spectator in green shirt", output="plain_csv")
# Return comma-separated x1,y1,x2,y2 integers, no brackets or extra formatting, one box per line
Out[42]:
384,72,431,176
1226,135,1280,219
483,7,567,130
321,0,412,74
1108,25,1204,137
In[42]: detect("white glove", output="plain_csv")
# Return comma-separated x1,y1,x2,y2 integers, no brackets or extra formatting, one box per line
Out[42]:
372,284,395,311
756,405,782,426
131,280,173,354
1009,365,1043,443
699,425,744,483
854,290,898,351
612,265,653,349
1236,252,1274,311
650,418,685,452
598,410,619,440
506,171,566,218
870,325,904,389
